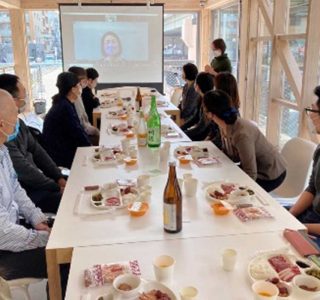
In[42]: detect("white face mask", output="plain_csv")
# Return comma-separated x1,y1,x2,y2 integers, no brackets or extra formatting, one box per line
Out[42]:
213,50,222,58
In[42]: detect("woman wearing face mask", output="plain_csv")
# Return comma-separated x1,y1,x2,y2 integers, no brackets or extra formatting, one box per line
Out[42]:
204,38,232,76
290,86,320,239
42,72,91,169
178,63,200,124
203,90,286,192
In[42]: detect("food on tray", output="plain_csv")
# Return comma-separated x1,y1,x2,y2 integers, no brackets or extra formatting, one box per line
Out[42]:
267,255,300,282
207,183,236,200
139,290,172,300
258,292,272,296
266,278,290,297
299,284,318,292
92,193,103,202
84,185,100,191
178,155,193,164
306,268,320,280
105,197,121,206
84,260,141,288
124,158,137,166
296,261,310,269
234,206,273,222
249,257,277,280
118,283,133,291
195,157,220,166
175,146,209,159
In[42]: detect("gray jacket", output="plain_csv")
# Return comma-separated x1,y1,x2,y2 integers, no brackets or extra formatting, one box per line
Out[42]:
221,118,286,181
5,119,62,192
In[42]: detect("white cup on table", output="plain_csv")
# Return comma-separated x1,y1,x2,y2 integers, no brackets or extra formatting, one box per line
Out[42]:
179,286,198,300
184,178,198,197
121,138,130,154
252,281,279,300
222,248,237,271
137,175,150,187
153,255,175,285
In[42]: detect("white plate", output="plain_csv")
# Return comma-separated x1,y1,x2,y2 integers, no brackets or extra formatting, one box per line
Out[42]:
92,147,123,166
174,146,209,159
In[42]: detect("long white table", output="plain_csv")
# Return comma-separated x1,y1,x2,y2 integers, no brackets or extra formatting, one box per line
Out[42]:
46,141,304,299
66,232,302,300
93,87,181,128
99,109,190,146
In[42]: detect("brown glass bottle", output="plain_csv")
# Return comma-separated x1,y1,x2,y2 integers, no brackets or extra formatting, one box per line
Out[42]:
163,162,182,233
135,87,142,112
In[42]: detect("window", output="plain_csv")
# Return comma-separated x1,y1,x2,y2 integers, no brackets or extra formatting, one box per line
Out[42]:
164,13,199,95
0,11,14,73
211,3,240,77
25,11,62,111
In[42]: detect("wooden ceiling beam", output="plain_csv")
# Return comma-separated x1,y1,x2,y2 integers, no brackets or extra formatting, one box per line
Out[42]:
0,0,20,9
20,0,200,11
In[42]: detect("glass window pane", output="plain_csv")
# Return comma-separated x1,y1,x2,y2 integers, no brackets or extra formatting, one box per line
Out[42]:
211,3,240,77
25,11,62,112
164,13,199,95
258,41,272,135
0,11,14,67
279,107,300,148
289,0,308,34
289,39,305,73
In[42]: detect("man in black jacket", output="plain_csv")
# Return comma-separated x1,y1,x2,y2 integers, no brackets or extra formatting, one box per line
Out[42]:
0,74,66,213
82,67,100,125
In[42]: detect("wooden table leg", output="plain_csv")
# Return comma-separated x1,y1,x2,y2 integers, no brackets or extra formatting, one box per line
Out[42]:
46,248,62,300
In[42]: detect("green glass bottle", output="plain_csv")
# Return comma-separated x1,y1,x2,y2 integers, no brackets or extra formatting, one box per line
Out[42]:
147,95,161,148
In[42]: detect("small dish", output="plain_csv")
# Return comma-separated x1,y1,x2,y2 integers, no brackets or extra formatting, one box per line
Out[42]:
292,274,320,299
125,131,135,138
124,158,137,166
178,155,193,164
211,203,230,216
112,274,141,298
128,202,149,217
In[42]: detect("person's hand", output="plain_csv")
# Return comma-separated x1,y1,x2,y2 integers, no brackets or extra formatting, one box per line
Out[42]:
34,222,51,233
58,177,67,193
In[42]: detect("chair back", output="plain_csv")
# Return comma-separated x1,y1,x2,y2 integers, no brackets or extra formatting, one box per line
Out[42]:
273,137,316,197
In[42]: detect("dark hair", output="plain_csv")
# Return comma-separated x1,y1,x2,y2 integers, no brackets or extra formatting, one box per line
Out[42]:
314,86,320,109
101,32,122,57
214,72,240,109
195,72,214,94
68,66,87,79
86,68,99,80
182,63,198,81
203,90,238,124
52,72,80,104
212,38,227,54
0,74,20,98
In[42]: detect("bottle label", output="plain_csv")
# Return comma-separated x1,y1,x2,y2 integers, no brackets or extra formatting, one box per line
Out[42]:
148,128,161,146
138,133,147,147
163,203,177,231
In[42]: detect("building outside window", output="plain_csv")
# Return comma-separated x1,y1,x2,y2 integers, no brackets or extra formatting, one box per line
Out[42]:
0,11,14,74
163,13,199,95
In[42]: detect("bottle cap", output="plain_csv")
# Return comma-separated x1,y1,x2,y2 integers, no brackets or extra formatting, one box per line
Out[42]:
169,161,176,167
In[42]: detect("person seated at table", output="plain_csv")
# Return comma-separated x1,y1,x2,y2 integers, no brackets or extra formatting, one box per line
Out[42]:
0,74,65,214
178,63,200,124
204,38,232,76
68,66,100,145
290,86,320,237
181,72,214,141
206,72,241,149
82,68,100,125
0,89,69,298
203,90,286,192
42,72,91,169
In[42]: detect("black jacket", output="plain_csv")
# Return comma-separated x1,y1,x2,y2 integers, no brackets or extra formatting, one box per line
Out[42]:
42,97,91,169
82,87,100,125
179,83,200,121
5,119,62,192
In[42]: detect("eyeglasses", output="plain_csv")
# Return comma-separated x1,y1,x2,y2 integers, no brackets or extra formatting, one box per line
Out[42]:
305,108,320,114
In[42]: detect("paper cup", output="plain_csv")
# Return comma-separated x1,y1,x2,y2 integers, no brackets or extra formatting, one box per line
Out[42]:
222,248,237,271
184,178,198,197
153,255,175,284
137,175,150,187
121,139,130,154
252,281,279,300
183,173,193,181
179,286,198,300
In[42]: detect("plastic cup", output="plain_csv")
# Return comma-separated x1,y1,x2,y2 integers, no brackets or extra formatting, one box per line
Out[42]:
137,175,150,187
153,255,175,284
183,173,193,181
179,286,198,300
184,178,198,197
121,139,130,154
222,248,237,271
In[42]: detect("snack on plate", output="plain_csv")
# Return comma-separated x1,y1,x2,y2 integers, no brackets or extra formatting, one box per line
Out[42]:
207,183,236,200
234,206,273,222
267,255,300,282
195,157,220,166
84,260,141,288
139,290,172,300
249,257,277,280
266,278,290,297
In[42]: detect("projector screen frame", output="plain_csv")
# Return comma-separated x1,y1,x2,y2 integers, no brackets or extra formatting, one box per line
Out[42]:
59,3,165,94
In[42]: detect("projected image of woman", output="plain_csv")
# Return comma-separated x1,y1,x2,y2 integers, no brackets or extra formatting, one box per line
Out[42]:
101,32,123,63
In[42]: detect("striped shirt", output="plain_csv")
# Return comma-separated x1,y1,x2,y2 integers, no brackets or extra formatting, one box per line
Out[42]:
0,145,48,252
